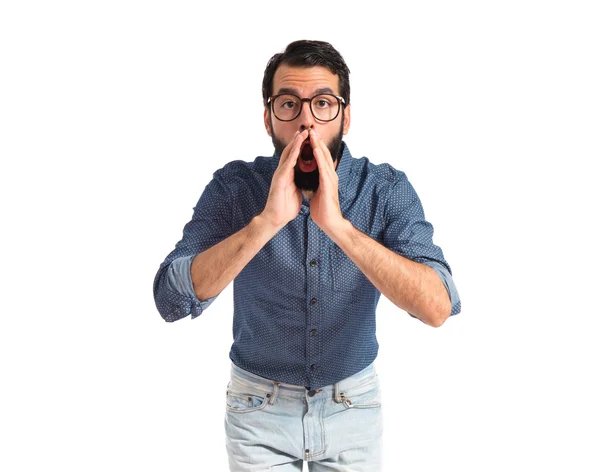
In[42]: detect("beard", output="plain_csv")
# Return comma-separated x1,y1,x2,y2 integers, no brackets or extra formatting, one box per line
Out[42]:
271,114,345,193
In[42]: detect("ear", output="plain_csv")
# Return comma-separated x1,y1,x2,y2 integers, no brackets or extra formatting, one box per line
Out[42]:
342,104,351,135
264,107,272,137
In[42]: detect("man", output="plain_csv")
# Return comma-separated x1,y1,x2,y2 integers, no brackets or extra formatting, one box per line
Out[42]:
153,40,460,471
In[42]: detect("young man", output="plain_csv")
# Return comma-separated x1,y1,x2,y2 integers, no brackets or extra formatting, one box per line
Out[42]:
153,40,461,471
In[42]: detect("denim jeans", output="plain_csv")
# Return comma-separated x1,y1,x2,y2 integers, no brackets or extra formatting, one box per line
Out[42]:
224,361,383,471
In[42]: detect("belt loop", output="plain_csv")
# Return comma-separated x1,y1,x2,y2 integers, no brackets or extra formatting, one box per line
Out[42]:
334,380,352,407
269,382,279,405
334,381,343,403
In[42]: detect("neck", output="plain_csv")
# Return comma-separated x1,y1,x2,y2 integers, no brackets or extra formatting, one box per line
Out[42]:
303,190,315,201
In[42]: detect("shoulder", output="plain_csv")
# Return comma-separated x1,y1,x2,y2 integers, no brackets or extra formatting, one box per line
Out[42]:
350,155,408,189
346,154,418,219
213,155,276,182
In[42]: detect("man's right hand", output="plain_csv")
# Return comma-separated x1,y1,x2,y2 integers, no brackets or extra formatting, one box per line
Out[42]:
260,129,310,230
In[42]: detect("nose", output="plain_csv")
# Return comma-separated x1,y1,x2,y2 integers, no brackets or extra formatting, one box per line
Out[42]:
298,100,316,132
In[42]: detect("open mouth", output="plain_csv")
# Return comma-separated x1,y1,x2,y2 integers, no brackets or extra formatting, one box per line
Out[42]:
300,138,314,160
298,139,317,172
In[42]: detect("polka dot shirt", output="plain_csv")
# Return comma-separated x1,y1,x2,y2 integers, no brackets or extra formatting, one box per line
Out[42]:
153,142,461,389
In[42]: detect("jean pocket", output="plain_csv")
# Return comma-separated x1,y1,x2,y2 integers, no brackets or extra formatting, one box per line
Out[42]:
341,377,382,410
225,381,272,414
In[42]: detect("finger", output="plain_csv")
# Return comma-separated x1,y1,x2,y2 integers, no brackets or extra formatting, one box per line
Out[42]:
315,147,334,191
283,129,309,171
275,130,301,175
309,129,333,173
276,130,298,167
310,129,330,165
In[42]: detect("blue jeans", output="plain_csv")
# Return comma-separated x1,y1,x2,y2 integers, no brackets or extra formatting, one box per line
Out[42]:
224,361,383,471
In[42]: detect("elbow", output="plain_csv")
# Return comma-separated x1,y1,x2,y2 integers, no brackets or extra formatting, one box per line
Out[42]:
431,296,452,328
421,299,452,328
418,265,454,327
153,262,208,322
154,297,182,323
428,312,449,328
155,299,196,323
153,274,190,323
157,305,178,323
429,302,452,327
406,307,449,327
427,286,453,327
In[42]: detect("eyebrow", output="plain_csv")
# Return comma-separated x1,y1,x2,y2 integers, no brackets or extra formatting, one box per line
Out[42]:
275,87,337,96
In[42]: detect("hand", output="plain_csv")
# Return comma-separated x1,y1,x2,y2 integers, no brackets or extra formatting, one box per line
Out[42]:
260,129,310,230
308,129,345,236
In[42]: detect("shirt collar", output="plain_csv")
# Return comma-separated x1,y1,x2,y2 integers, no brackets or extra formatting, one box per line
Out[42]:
336,141,353,202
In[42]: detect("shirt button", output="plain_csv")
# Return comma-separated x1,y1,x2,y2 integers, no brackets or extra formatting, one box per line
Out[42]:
311,364,318,370
310,259,318,266
307,390,317,397
310,298,317,305
310,329,317,336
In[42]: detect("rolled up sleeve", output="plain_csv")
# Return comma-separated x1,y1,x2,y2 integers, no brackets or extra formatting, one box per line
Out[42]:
419,260,461,316
153,170,232,322
383,172,461,316
164,255,218,318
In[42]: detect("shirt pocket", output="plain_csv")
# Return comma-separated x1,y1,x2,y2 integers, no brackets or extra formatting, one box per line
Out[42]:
330,244,370,292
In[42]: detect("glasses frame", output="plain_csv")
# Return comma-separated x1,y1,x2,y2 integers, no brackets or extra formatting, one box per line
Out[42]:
267,93,346,122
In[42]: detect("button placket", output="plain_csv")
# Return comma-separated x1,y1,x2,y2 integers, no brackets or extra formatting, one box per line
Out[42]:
305,217,321,385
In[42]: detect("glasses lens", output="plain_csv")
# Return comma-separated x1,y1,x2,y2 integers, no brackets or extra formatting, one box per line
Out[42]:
311,94,340,122
272,95,301,121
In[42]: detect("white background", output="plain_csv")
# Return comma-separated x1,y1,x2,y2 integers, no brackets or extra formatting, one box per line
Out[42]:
1,1,599,471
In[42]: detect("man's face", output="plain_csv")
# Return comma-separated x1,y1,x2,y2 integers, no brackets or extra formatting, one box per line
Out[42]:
264,65,351,192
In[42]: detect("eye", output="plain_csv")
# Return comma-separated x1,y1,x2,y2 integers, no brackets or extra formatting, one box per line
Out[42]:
313,97,333,109
276,95,300,110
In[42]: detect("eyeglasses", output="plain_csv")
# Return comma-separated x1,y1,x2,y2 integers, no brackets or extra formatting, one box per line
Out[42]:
267,93,346,122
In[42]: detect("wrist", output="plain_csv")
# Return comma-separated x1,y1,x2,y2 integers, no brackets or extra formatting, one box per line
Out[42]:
253,213,284,236
327,217,355,249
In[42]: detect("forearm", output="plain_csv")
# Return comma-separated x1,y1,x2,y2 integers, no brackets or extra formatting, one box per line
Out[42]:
332,219,452,327
190,214,281,300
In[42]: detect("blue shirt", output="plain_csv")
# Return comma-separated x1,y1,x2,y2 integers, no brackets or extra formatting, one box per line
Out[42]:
153,142,460,389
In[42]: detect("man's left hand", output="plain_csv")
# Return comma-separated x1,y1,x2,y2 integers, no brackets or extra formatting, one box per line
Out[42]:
308,129,346,237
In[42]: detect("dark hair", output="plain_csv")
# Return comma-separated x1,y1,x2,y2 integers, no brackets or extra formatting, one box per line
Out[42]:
262,40,351,108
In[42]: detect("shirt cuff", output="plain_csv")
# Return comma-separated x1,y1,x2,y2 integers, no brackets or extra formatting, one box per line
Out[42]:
165,255,218,318
420,260,461,316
